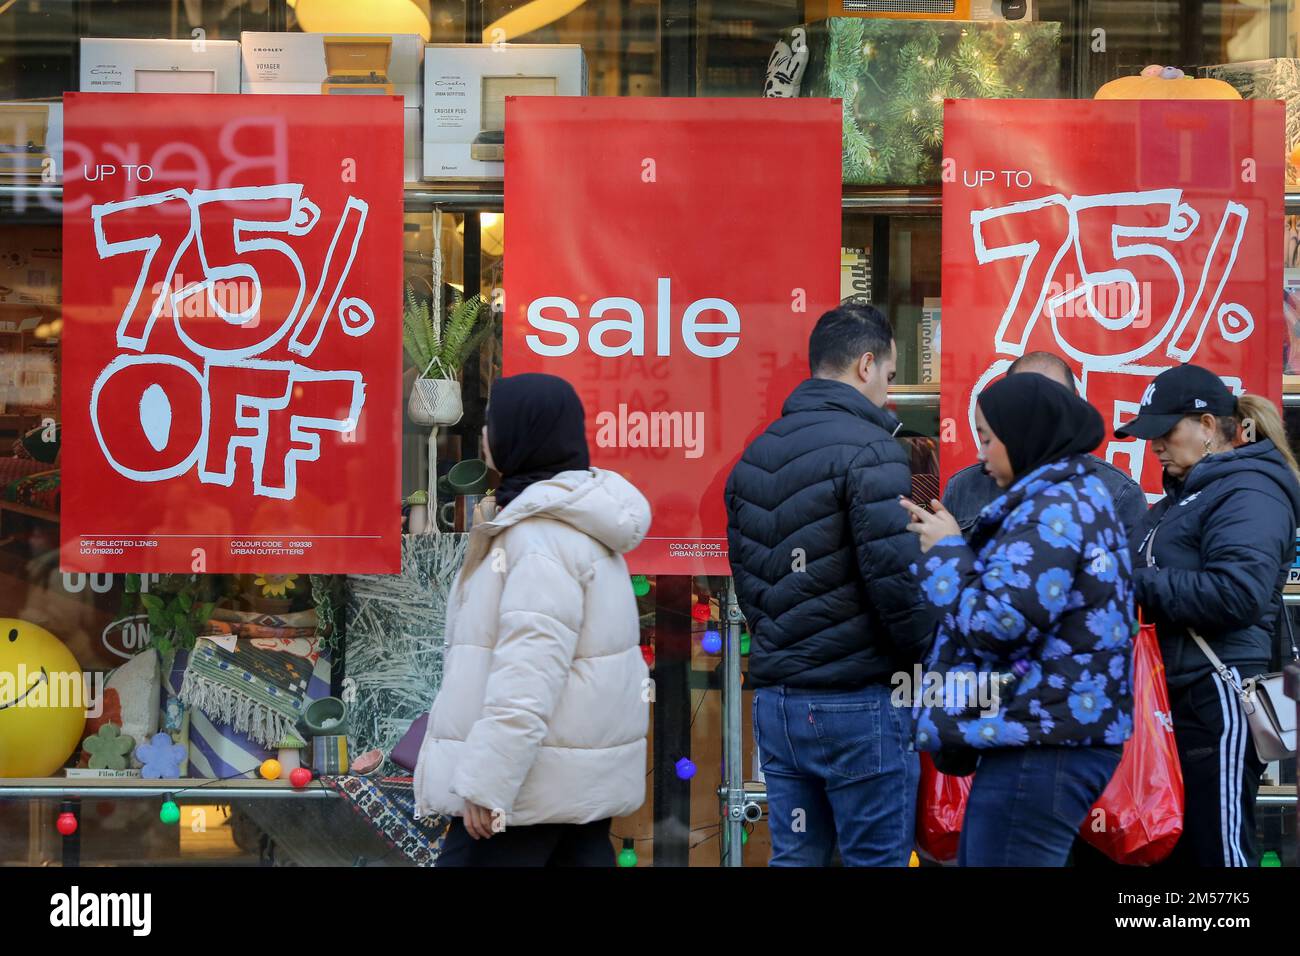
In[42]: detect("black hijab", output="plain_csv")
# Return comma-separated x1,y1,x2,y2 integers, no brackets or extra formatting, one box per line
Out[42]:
486,373,590,510
977,373,1104,478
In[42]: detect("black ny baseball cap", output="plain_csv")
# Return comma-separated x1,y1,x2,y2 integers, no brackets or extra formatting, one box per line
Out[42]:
1115,364,1237,440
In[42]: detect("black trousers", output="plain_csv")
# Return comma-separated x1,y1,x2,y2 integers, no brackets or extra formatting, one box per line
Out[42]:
1159,666,1267,867
435,817,615,867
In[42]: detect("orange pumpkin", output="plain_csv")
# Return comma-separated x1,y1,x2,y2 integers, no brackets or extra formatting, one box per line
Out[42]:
1095,65,1241,101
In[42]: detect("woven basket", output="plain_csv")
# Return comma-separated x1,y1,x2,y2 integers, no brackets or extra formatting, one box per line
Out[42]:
408,375,463,426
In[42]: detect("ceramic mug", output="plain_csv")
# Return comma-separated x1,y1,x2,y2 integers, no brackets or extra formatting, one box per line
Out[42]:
302,696,349,737
447,458,489,496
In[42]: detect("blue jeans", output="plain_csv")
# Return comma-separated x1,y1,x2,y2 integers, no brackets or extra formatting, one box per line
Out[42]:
753,683,918,867
959,745,1122,867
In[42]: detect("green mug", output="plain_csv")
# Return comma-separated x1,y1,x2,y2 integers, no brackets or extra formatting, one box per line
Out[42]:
302,697,349,737
448,458,489,496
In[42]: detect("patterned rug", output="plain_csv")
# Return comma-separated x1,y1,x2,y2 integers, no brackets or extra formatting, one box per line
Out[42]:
178,634,330,749
325,775,449,867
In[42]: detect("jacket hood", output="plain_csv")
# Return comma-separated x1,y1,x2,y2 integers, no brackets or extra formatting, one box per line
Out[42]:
1178,439,1300,518
782,378,901,435
480,467,650,555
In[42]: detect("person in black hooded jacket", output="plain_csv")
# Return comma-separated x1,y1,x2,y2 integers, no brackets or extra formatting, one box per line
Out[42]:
724,302,933,867
1118,364,1300,868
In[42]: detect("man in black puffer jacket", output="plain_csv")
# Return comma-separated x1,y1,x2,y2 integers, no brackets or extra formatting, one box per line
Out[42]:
725,303,933,867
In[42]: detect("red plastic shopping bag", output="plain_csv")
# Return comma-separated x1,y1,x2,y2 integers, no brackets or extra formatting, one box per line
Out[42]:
1079,620,1184,865
915,751,972,864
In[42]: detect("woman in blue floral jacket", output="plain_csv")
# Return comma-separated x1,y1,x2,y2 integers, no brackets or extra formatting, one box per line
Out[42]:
901,373,1135,866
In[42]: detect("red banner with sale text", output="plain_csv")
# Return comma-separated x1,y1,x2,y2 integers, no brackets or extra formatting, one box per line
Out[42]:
941,99,1284,496
503,98,841,574
61,93,403,574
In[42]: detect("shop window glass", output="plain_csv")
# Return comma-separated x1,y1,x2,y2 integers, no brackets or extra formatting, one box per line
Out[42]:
0,0,1297,868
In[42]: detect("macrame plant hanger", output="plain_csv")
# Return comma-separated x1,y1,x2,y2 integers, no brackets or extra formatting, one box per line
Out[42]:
427,206,443,532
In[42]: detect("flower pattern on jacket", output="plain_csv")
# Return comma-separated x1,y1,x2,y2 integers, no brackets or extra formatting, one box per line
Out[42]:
912,456,1136,751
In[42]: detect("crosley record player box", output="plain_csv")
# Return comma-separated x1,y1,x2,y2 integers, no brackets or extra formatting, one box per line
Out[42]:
79,37,242,93
321,36,394,95
0,101,61,183
240,32,423,105
423,44,584,179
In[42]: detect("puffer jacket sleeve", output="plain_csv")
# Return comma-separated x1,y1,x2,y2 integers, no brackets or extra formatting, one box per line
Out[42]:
1134,486,1293,631
449,548,584,815
724,471,768,637
920,494,1085,657
941,464,990,533
847,439,934,664
1113,478,1150,541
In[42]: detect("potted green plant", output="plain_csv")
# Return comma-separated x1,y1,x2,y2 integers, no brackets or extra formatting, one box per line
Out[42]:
122,573,216,655
403,285,492,426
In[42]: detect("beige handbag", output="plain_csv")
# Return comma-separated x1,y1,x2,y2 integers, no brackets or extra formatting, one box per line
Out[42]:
1188,622,1298,763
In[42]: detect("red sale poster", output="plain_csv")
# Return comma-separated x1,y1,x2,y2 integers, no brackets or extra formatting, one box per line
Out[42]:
941,99,1284,499
61,93,403,574
503,98,841,574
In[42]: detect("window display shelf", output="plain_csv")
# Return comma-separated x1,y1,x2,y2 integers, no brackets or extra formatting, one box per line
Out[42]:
8,183,1299,214
404,187,504,212
842,189,940,213
0,184,60,204
725,784,1295,810
0,778,340,800
889,386,939,406
1258,785,1298,807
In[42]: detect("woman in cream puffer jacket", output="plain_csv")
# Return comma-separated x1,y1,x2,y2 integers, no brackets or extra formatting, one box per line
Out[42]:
414,374,651,866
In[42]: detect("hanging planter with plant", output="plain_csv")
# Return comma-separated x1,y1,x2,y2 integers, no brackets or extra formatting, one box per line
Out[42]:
403,285,492,427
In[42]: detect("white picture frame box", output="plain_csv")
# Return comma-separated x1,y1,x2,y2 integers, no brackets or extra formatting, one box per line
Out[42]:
241,32,423,182
422,44,586,180
79,38,241,93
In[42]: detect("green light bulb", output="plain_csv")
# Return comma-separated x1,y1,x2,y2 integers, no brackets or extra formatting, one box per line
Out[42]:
740,631,750,656
617,847,638,867
159,799,180,825
631,575,650,597
1262,851,1281,867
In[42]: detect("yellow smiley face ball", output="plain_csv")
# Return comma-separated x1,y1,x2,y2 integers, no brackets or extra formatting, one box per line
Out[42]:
0,619,86,777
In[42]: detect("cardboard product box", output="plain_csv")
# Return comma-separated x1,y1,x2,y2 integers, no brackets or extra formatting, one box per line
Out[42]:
423,44,586,180
1285,266,1300,381
80,38,242,93
1201,59,1300,187
798,18,1061,185
0,224,61,305
0,101,62,183
920,297,941,384
840,246,871,303
1288,524,1300,588
240,32,423,107
242,32,423,181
